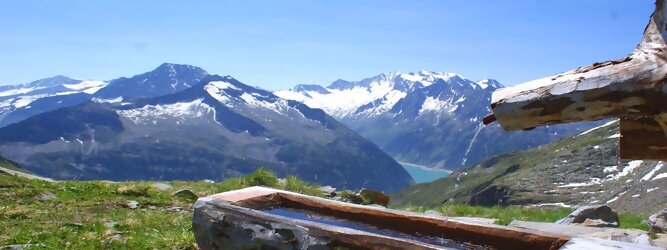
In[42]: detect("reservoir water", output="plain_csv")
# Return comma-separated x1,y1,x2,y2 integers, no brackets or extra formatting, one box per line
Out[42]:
399,162,451,183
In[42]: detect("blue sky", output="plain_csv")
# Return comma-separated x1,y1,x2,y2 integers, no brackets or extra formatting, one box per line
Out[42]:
0,1,654,89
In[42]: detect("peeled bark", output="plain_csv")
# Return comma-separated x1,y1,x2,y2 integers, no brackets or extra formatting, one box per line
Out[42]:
489,1,667,160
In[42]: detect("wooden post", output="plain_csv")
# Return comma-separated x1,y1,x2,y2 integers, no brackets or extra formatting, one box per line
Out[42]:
489,1,667,160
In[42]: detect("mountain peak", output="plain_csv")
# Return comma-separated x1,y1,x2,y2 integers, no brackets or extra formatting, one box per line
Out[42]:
23,75,80,88
293,84,330,94
475,79,503,89
94,63,209,99
155,63,206,73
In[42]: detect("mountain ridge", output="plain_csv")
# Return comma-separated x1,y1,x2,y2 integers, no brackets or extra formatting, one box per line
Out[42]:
276,70,593,169
0,70,413,192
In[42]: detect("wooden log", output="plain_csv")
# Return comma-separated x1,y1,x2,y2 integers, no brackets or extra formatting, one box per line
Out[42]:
620,115,667,160
490,1,667,131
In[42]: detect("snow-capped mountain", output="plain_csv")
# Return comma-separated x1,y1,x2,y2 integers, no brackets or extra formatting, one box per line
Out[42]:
0,63,209,127
0,76,109,127
95,63,208,101
276,70,594,169
0,73,412,192
275,71,501,119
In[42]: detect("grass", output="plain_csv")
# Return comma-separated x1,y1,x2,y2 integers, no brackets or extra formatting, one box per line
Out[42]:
0,168,322,249
399,204,649,230
0,168,652,248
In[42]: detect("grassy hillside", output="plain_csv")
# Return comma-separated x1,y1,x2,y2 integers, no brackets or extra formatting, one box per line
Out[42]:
391,120,667,214
0,169,322,249
1,164,654,248
0,155,26,172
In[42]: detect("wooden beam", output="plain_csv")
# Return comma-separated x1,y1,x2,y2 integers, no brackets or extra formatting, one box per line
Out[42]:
620,115,667,160
490,1,667,131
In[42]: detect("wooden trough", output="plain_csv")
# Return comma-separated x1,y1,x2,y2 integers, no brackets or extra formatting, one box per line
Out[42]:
192,187,659,249
487,0,667,161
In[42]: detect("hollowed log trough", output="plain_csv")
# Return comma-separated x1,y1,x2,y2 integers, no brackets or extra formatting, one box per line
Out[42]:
192,187,655,249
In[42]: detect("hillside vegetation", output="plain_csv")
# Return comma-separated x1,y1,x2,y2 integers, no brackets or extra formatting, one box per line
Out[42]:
0,168,322,249
391,120,667,214
1,164,654,249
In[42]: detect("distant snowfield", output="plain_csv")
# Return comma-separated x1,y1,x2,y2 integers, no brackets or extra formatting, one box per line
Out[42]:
118,98,216,124
63,80,108,94
0,87,45,97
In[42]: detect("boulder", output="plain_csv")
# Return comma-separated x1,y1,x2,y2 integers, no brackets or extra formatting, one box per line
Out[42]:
358,188,390,207
35,191,56,201
318,186,336,197
125,200,139,209
647,208,667,233
173,189,198,202
556,205,619,227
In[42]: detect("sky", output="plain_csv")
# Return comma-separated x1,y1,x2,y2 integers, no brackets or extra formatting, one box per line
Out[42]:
0,1,654,90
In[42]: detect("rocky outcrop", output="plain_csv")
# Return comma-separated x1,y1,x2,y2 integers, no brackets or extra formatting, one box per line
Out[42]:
509,220,659,249
556,205,620,228
648,208,667,233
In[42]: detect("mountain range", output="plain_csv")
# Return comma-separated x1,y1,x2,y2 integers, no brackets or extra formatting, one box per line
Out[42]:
275,71,596,169
0,64,412,192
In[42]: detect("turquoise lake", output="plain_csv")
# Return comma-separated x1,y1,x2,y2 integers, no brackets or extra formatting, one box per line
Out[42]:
400,163,451,183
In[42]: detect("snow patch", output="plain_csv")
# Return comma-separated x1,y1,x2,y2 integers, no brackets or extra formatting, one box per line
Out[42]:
208,81,240,91
578,120,617,136
0,87,44,97
653,172,667,181
606,191,626,204
92,96,123,103
606,160,642,181
642,162,663,181
239,93,288,113
63,80,108,94
530,203,572,208
118,99,216,124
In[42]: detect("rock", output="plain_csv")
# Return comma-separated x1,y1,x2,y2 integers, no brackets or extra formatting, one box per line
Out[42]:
166,206,184,212
579,218,619,228
104,221,117,229
150,183,172,191
201,179,215,183
125,200,139,209
653,233,667,248
358,188,390,207
0,244,46,250
510,220,657,247
35,191,56,201
556,205,619,227
319,186,336,197
589,230,653,246
647,208,667,233
173,189,198,202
